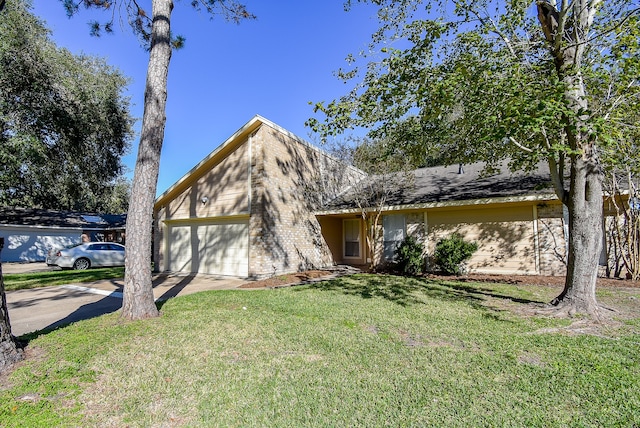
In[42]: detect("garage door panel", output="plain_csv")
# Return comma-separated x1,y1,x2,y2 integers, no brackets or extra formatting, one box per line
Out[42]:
167,221,248,276
168,226,193,272
0,228,82,262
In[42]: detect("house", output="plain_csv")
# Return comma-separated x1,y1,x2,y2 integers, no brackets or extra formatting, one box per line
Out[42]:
153,115,364,278
0,208,126,263
154,115,573,278
318,162,568,275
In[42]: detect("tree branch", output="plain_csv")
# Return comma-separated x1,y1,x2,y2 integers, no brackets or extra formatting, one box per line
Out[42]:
508,136,534,153
603,79,637,120
548,155,568,203
584,6,640,46
470,9,517,58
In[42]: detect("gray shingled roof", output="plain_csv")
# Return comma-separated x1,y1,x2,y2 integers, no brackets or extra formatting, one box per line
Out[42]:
0,208,126,229
325,161,556,210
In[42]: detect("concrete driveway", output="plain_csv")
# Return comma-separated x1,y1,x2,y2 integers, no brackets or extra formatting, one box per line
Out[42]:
4,265,246,336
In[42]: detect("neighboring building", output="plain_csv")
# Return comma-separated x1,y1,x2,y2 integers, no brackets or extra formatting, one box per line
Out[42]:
0,208,126,263
154,115,574,278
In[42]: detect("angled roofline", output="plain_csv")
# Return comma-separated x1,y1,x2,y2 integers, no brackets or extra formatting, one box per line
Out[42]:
154,115,365,209
155,115,263,208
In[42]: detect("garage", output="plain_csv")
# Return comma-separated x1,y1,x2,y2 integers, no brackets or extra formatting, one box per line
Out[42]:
0,226,81,263
0,208,127,263
166,220,249,277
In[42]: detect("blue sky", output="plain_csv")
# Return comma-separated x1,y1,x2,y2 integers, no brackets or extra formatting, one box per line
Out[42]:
31,1,380,195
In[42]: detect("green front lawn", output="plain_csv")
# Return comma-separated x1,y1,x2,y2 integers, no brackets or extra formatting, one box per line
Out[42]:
2,274,639,427
2,267,125,291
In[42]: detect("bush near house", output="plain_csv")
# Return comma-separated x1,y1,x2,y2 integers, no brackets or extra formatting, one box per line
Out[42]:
434,233,478,275
395,235,425,276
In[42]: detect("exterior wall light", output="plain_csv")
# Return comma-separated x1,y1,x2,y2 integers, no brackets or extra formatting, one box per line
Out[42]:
201,196,209,204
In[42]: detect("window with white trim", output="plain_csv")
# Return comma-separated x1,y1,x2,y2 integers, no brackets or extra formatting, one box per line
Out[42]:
343,219,361,258
383,214,406,260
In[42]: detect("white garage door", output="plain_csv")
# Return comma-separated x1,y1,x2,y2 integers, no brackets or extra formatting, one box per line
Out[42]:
0,227,81,262
167,221,249,277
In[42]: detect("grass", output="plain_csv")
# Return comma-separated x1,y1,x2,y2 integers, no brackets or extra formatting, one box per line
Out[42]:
1,274,639,427
2,267,125,291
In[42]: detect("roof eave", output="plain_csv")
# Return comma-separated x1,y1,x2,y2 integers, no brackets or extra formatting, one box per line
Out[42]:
315,193,560,216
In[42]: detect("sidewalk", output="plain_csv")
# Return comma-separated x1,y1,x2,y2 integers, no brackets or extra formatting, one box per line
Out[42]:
5,272,247,336
2,262,247,300
82,272,247,301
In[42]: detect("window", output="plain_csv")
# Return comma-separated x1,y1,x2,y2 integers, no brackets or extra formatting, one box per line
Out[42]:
383,214,406,260
343,219,361,258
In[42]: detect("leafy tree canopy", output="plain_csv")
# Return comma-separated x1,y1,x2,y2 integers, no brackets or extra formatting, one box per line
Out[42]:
0,0,134,213
60,0,254,49
308,0,639,177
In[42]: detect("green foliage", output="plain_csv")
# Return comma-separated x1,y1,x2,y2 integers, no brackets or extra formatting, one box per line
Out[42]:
394,235,424,275
62,0,256,49
309,0,639,308
0,0,134,212
433,233,478,275
308,0,639,177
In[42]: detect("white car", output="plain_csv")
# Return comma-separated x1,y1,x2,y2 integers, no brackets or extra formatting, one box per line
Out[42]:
46,242,126,270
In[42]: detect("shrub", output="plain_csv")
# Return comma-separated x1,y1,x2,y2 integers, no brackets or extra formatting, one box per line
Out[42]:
395,235,425,276
433,233,478,275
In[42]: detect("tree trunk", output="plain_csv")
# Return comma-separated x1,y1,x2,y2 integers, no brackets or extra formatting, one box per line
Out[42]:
0,238,24,372
537,0,604,317
122,0,173,320
549,73,604,317
551,156,603,316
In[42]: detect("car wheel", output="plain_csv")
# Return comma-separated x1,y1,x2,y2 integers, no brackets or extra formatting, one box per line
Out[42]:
73,258,91,270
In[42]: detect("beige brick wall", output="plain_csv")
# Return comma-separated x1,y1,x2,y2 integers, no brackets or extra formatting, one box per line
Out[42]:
371,204,567,275
536,202,567,276
249,125,344,277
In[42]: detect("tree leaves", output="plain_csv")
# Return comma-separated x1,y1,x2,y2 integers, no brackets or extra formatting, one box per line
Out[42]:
0,0,134,212
310,0,639,178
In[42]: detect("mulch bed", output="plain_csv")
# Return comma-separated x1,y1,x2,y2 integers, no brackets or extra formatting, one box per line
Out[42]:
239,269,639,289
239,270,332,288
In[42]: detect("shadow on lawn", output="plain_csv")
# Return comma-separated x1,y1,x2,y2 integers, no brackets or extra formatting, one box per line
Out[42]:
305,274,545,311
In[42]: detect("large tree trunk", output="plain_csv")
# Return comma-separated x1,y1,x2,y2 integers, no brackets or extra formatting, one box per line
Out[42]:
552,156,603,316
538,0,604,317
0,238,23,372
551,60,603,317
122,0,173,320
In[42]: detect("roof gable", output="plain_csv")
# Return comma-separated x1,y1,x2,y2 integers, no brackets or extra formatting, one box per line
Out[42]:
154,115,362,209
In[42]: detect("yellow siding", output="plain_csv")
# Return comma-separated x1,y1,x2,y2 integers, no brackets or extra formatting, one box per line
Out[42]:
427,206,537,274
318,216,344,262
164,140,249,220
